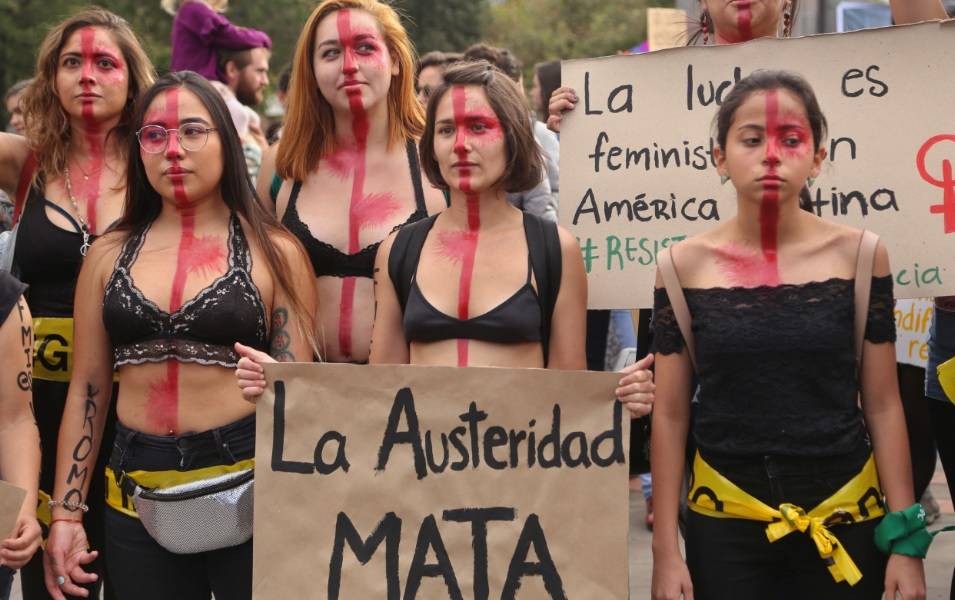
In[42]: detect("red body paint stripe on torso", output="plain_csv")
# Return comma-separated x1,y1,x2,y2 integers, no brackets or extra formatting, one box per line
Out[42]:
759,89,781,278
334,9,400,359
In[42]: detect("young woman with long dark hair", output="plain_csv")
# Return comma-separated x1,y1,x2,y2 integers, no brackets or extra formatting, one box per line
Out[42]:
650,70,924,600
43,71,315,600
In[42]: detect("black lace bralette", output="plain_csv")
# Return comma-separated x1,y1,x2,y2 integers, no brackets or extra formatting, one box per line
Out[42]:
102,213,268,369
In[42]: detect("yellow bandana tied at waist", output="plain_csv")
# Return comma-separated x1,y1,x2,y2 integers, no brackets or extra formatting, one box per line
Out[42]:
105,458,255,519
688,452,885,586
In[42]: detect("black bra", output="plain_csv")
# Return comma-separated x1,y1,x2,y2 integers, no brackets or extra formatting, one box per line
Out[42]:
102,213,268,368
404,252,542,345
280,139,429,279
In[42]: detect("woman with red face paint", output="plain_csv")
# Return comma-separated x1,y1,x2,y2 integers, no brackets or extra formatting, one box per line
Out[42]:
546,0,948,133
366,60,588,370
0,9,156,600
44,71,316,600
246,0,447,369
650,70,924,600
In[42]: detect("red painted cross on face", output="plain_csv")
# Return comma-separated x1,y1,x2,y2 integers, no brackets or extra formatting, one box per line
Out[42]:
333,9,400,360
142,87,227,434
717,89,812,287
72,26,128,233
435,86,503,366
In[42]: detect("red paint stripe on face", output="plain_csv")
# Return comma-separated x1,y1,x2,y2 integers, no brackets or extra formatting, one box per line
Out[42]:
449,86,482,367
80,28,96,121
74,27,105,232
335,8,403,358
761,89,781,270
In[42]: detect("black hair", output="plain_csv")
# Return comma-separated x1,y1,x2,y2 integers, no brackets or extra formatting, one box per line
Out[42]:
715,69,827,212
534,60,561,116
463,43,522,83
278,65,292,94
116,71,316,348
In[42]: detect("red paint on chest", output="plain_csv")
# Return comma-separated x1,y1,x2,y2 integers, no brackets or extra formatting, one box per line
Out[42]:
447,87,485,366
715,242,780,287
760,89,781,266
334,9,388,359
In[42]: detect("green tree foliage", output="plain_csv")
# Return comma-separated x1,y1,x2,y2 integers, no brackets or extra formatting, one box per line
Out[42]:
393,0,490,55
0,0,314,122
486,0,677,78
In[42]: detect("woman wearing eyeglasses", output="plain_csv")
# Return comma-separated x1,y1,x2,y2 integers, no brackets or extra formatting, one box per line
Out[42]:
43,71,316,600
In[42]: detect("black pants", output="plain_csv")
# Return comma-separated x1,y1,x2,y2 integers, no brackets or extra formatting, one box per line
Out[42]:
685,448,887,600
898,364,938,498
20,379,117,600
105,415,254,600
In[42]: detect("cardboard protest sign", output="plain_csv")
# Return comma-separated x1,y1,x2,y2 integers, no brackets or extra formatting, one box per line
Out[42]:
0,480,26,539
560,20,955,309
253,364,628,599
894,299,934,368
647,8,689,51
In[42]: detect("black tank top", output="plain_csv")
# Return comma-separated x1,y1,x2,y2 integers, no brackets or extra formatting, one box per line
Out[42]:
280,139,429,279
13,185,92,317
0,270,27,326
102,213,268,369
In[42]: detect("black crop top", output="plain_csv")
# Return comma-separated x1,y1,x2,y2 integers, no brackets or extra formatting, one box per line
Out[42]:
404,254,542,344
13,186,94,317
280,139,429,279
400,215,543,345
653,276,896,459
102,213,268,369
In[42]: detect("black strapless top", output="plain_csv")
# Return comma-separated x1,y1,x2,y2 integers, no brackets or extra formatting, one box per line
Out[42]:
102,213,268,368
280,139,429,279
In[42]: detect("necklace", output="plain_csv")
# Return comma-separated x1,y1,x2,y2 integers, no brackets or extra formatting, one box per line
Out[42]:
62,165,92,256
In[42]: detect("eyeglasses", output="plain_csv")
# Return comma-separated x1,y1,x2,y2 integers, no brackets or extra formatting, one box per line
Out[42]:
136,124,218,154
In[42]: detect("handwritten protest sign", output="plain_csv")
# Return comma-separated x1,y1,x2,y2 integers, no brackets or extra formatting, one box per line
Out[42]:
894,299,934,368
647,8,688,51
0,480,26,539
560,20,955,308
253,364,628,599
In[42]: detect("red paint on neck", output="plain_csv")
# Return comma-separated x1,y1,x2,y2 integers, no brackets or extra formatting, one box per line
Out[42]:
334,9,401,359
760,89,780,266
448,86,484,366
147,87,225,433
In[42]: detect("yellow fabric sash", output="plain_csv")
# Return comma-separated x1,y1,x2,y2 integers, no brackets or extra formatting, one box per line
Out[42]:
32,318,118,383
105,459,255,519
688,452,885,586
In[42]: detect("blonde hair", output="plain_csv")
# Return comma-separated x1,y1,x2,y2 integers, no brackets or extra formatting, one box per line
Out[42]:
20,8,156,184
275,0,423,182
161,0,229,16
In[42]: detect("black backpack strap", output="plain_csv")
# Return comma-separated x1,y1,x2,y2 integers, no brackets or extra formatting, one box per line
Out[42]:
387,214,439,313
524,212,562,366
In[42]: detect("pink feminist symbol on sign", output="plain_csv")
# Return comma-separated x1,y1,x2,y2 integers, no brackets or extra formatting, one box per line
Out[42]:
916,134,955,234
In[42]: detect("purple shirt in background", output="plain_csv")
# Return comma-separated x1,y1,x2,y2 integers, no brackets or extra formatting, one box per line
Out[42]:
170,1,271,83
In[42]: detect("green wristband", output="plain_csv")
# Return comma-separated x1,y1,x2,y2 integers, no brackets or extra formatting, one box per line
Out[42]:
874,503,933,558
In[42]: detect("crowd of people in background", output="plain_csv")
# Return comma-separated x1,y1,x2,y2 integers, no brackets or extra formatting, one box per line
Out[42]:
0,0,952,599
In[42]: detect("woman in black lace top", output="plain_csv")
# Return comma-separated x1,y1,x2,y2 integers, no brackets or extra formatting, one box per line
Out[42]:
44,73,316,600
650,71,923,600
